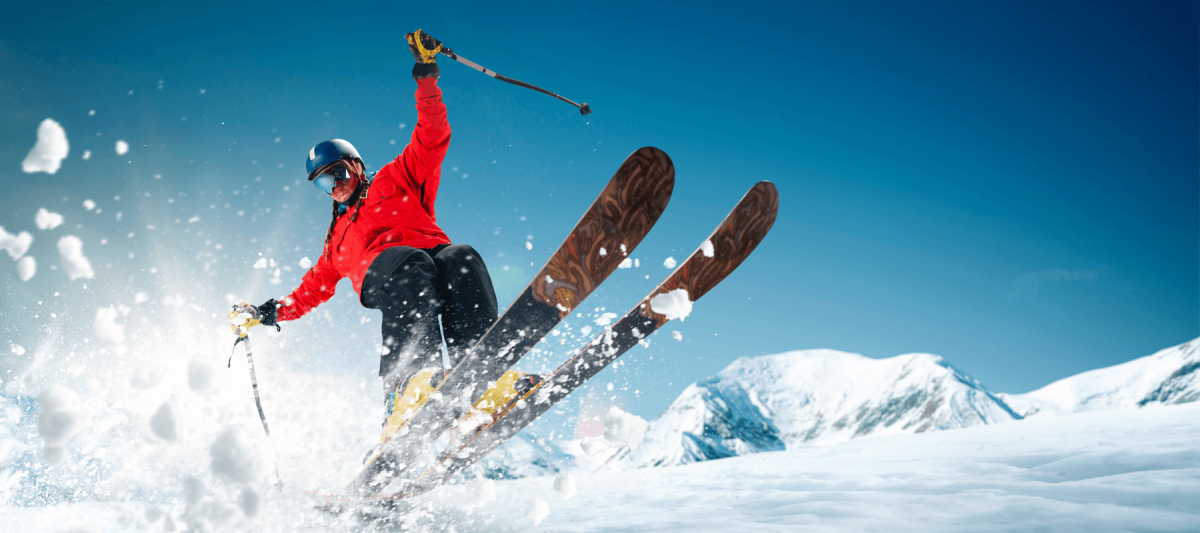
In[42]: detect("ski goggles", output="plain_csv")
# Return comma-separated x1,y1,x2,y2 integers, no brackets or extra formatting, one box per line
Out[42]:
311,161,353,195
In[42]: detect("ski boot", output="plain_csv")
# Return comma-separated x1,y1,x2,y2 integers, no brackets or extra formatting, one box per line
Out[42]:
450,370,544,443
363,367,444,465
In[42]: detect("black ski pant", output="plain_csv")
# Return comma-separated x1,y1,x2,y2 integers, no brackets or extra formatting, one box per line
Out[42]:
361,244,498,397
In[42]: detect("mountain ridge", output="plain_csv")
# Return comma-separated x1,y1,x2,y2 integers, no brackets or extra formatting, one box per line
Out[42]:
622,338,1200,468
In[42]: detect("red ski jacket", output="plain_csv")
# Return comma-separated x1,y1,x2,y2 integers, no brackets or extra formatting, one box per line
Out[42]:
277,77,451,322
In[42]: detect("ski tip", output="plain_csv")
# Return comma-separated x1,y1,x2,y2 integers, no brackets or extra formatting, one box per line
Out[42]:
753,180,778,198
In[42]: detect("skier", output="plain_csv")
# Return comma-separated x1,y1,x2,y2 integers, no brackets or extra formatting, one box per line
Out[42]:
233,30,527,448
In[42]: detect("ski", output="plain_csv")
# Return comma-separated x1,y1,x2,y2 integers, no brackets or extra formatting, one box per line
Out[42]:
347,147,675,497
385,181,780,498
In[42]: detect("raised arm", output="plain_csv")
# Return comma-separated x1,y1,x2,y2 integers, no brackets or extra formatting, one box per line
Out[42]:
395,29,451,218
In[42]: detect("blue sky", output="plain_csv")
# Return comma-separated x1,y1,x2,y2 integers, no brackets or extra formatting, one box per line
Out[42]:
1,1,1196,423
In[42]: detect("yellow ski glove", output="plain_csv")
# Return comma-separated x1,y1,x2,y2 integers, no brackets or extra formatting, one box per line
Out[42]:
228,306,261,338
406,29,442,64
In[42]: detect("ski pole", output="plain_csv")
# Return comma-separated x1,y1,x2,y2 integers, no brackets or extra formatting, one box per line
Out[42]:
439,47,592,115
437,314,451,381
228,303,285,491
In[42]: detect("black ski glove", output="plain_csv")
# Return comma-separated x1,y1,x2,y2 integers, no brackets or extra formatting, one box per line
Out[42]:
406,29,442,80
256,299,280,327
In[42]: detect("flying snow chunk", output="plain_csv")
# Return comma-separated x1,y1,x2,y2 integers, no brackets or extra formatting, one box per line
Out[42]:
253,258,268,269
36,385,92,466
22,118,69,174
618,258,632,269
239,488,261,518
672,330,683,341
150,400,179,442
0,227,33,260
134,292,148,303
650,288,692,322
36,208,64,229
82,150,91,160
94,307,125,344
594,312,618,326
83,199,96,210
604,406,648,450
664,256,677,269
525,241,533,250
525,498,550,527
10,344,25,356
58,235,94,279
115,140,129,155
298,256,312,268
17,256,36,281
700,239,715,258
554,474,577,500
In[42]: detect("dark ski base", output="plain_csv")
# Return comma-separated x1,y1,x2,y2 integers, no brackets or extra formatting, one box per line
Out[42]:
389,181,780,497
348,147,675,497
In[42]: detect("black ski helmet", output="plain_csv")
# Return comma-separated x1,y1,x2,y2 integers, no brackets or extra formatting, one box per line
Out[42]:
306,139,362,181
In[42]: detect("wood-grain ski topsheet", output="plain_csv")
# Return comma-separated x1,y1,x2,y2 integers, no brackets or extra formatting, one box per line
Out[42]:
533,147,674,317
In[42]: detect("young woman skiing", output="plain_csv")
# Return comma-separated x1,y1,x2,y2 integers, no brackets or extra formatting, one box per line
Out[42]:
235,30,520,447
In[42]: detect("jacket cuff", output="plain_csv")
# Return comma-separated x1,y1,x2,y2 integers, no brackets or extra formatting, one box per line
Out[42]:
413,62,440,80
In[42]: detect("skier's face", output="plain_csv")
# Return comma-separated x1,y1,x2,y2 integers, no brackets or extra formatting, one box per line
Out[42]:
325,161,362,203
330,172,360,203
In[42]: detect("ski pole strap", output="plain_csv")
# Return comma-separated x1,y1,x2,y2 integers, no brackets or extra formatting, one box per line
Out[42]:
227,336,245,368
440,48,591,115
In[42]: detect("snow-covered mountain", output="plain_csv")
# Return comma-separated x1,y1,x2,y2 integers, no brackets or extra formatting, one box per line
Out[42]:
999,339,1200,417
625,349,1020,468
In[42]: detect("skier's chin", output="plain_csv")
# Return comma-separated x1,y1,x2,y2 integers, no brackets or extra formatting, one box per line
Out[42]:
331,182,357,203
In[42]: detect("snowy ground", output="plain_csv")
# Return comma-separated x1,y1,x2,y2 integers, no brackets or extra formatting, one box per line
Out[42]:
464,402,1200,532
9,401,1196,532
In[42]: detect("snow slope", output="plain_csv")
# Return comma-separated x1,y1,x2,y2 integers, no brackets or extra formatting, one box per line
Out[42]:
12,399,1198,532
626,349,1019,467
1000,339,1200,417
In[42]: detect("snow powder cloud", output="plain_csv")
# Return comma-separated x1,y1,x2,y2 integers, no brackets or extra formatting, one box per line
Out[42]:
188,357,217,394
650,288,693,322
115,140,129,155
209,428,261,484
1,226,33,260
57,235,94,279
94,307,125,344
21,118,69,174
36,385,92,466
16,256,36,281
36,208,64,230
